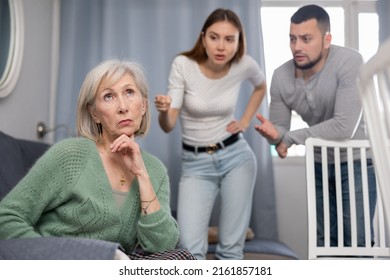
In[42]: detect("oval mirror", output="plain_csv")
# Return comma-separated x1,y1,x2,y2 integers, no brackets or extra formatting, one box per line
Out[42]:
0,0,24,98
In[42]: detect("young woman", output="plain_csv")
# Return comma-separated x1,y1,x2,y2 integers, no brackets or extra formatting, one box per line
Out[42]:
155,8,267,259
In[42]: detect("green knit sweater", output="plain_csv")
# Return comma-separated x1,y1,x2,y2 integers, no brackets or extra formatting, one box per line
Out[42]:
0,137,179,254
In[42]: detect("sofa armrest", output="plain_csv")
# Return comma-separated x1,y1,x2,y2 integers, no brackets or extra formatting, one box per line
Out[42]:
0,237,122,260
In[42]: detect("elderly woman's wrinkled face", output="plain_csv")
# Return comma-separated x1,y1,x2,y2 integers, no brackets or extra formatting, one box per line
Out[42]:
90,73,146,142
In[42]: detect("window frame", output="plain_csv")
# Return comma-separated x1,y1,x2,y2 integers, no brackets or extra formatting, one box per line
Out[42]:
261,0,377,54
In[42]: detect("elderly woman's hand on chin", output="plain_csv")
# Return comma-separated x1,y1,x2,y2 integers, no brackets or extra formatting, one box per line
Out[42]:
108,134,147,178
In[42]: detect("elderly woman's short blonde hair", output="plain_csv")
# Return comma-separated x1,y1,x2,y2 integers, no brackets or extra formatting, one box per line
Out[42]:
76,59,151,142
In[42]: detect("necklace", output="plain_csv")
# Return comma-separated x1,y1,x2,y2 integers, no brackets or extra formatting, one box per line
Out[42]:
120,175,126,186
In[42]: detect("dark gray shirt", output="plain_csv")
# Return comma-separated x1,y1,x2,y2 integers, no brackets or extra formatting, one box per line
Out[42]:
269,45,368,161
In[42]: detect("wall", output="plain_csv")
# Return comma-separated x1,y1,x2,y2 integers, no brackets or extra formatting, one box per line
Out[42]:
0,0,58,143
273,156,308,259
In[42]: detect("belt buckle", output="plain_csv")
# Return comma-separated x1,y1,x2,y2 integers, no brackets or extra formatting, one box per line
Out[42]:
206,144,218,154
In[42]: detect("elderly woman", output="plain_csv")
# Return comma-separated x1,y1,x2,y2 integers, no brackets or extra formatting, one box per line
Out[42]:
0,59,195,260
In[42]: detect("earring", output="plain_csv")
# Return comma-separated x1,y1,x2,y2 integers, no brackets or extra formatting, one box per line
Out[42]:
97,123,103,142
136,116,145,135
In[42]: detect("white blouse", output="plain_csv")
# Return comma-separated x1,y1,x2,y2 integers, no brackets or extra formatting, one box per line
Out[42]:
167,54,265,146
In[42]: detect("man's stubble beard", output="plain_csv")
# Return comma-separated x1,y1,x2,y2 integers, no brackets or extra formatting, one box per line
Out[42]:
294,52,323,70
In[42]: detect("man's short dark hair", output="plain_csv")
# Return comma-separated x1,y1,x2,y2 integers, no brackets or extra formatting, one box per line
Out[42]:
291,4,330,34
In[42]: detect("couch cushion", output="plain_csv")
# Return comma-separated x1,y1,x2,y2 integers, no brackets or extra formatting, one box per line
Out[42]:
207,238,299,259
0,131,49,200
208,226,255,244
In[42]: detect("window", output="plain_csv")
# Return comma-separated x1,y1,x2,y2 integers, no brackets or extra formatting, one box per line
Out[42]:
261,0,378,157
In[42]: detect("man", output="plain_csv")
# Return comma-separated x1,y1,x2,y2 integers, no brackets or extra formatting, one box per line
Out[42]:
255,4,377,247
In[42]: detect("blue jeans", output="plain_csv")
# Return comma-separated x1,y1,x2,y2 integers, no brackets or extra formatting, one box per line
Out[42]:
315,159,377,247
177,137,257,260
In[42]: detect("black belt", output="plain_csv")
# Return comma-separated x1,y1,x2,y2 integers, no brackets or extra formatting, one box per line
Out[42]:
182,133,240,154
